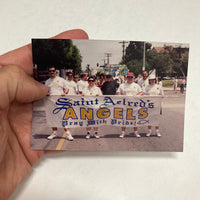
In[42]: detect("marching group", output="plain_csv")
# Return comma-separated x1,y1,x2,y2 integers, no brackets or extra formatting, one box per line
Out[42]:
45,66,164,141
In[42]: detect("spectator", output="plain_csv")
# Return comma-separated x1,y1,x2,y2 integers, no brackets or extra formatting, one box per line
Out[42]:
173,76,178,92
180,78,186,93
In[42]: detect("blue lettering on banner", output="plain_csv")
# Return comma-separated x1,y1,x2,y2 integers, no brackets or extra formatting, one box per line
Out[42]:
100,96,116,107
53,98,72,114
62,120,84,127
48,96,159,127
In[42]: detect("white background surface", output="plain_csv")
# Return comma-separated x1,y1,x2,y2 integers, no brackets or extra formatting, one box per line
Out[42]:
0,0,200,199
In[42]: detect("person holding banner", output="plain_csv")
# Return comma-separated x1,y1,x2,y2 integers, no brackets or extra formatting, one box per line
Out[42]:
101,74,119,95
45,66,74,141
82,76,102,139
144,74,164,137
116,72,143,138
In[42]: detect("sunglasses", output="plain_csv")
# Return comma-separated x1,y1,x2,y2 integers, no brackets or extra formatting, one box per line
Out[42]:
49,70,56,72
88,80,95,82
127,76,133,78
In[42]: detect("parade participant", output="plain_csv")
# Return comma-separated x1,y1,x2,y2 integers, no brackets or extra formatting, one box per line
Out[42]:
173,76,178,91
138,71,149,90
45,66,74,141
144,74,164,137
116,72,143,138
97,73,105,88
73,74,79,83
135,74,142,83
101,74,119,95
82,76,102,139
77,72,88,94
158,77,162,87
65,71,78,94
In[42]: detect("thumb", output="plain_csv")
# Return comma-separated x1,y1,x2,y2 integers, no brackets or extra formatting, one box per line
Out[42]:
0,65,48,108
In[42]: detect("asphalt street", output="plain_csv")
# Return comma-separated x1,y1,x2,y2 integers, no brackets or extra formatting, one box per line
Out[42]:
31,91,185,152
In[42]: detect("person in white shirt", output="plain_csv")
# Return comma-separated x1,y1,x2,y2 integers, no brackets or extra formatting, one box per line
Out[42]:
137,71,149,91
82,76,102,139
135,74,142,83
173,76,178,91
45,66,74,141
158,77,163,87
116,72,143,138
77,72,88,94
73,74,79,83
65,71,77,95
144,74,164,137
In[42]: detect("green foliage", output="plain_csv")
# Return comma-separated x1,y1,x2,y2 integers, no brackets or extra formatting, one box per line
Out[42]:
121,42,189,78
162,80,173,88
164,45,189,77
126,59,143,76
122,41,152,76
32,39,82,72
123,41,151,64
146,50,170,76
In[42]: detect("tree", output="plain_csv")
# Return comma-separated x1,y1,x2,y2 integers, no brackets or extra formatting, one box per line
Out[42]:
120,41,152,76
32,39,82,72
123,41,152,64
146,50,171,76
164,45,189,77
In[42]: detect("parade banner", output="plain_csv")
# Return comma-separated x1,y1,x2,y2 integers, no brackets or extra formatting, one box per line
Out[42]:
44,95,162,128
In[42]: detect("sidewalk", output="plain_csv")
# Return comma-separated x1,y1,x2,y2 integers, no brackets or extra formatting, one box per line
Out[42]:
163,87,186,92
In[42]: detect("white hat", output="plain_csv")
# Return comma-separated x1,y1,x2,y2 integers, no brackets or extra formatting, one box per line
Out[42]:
148,74,156,80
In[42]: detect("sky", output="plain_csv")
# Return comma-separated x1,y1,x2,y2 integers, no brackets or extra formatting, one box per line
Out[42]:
72,39,189,71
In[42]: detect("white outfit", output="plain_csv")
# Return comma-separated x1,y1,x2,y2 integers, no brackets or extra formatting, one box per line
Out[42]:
77,80,88,93
45,76,68,95
144,84,164,96
138,78,149,91
82,85,102,96
158,81,163,87
117,82,142,96
173,78,178,87
65,79,77,95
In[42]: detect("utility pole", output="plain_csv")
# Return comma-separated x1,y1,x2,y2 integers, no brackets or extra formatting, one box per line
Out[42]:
104,53,112,64
142,41,146,71
119,41,129,62
102,58,106,65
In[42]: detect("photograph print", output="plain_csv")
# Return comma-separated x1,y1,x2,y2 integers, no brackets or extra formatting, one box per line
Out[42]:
31,39,189,151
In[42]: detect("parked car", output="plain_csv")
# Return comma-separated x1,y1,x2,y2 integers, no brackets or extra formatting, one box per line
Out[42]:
163,76,171,80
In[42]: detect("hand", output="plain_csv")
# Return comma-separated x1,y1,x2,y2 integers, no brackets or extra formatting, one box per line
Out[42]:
65,88,69,94
0,29,88,200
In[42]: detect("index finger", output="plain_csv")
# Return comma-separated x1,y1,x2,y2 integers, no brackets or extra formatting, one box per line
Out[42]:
0,29,88,75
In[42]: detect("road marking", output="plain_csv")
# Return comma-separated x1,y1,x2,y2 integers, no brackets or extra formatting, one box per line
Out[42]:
56,132,66,150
